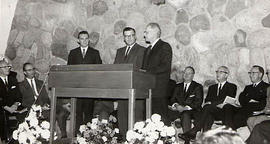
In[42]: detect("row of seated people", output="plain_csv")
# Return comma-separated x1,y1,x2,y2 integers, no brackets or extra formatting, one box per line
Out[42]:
167,65,270,144
0,60,69,143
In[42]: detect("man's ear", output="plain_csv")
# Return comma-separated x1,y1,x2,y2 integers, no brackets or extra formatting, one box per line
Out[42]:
23,71,26,75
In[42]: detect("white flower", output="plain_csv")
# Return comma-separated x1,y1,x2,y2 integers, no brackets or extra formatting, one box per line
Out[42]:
160,130,167,137
151,114,161,123
155,121,165,131
90,123,98,129
26,131,37,143
134,121,145,131
18,121,29,131
114,128,119,133
165,126,175,136
29,117,39,127
79,125,87,133
157,140,164,144
126,130,136,141
40,129,50,140
12,130,18,140
87,122,92,127
171,137,175,142
18,131,27,144
41,121,50,129
32,105,42,112
148,131,159,140
101,119,108,124
102,136,107,142
77,136,87,144
92,118,98,124
145,136,155,143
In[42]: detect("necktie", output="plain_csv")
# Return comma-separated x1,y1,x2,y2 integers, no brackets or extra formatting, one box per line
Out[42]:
184,83,187,92
125,46,131,59
4,78,8,90
142,45,152,69
253,84,256,87
82,48,86,58
31,79,38,99
217,84,222,96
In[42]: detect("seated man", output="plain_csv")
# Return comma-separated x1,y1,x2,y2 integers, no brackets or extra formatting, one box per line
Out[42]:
179,66,237,142
246,120,270,144
19,63,69,138
169,66,203,133
232,65,269,129
0,59,22,142
246,68,270,131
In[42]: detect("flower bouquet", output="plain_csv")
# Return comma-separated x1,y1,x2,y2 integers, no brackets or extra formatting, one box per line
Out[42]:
126,114,177,144
12,105,53,144
76,115,120,144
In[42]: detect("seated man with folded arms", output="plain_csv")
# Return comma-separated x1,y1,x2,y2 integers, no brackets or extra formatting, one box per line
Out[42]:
19,63,69,138
246,68,270,131
0,59,22,142
179,66,237,143
169,66,203,133
232,65,269,130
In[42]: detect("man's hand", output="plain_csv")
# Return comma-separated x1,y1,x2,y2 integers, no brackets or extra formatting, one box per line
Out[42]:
4,106,16,113
176,105,185,113
62,103,71,112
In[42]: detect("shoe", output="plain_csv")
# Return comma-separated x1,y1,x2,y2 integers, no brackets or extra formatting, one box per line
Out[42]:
178,132,196,141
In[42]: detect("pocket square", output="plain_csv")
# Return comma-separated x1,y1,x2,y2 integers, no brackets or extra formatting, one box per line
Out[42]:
189,95,195,98
11,86,16,89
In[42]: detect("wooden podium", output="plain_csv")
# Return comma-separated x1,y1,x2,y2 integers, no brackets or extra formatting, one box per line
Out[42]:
48,64,155,143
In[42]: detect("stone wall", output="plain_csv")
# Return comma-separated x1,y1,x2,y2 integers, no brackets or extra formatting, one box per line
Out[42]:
5,0,270,93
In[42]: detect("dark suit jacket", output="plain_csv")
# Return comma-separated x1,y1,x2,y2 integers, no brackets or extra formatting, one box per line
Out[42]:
239,81,269,111
114,43,145,69
67,46,102,65
19,78,50,109
142,39,172,98
0,71,21,110
170,81,203,111
205,82,237,106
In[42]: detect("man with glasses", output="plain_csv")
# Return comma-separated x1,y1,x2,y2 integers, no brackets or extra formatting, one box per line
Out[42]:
113,27,145,136
169,66,203,133
19,63,69,138
179,66,237,143
231,65,269,130
0,59,22,142
247,68,270,131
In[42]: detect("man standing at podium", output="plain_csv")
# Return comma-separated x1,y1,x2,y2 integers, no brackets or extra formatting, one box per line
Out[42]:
114,27,146,136
142,23,172,124
67,31,102,133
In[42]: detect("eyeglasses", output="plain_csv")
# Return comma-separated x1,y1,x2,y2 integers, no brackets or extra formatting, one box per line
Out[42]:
248,72,260,75
0,66,12,69
215,71,228,74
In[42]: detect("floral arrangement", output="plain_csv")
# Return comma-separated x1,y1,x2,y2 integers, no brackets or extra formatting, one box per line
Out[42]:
76,115,120,144
12,105,53,144
126,114,177,144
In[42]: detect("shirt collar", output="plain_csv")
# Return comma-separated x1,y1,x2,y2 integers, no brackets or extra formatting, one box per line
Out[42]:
0,76,7,83
254,81,262,86
126,43,136,51
80,46,88,50
150,38,160,48
218,81,227,88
